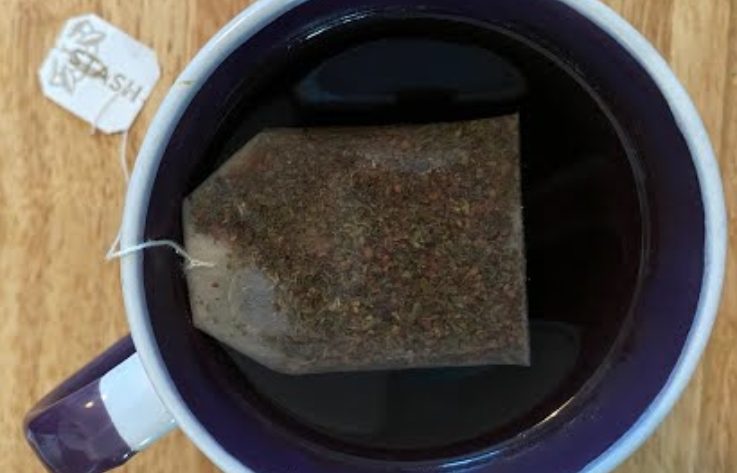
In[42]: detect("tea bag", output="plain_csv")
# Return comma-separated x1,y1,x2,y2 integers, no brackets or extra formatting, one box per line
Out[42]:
183,117,529,374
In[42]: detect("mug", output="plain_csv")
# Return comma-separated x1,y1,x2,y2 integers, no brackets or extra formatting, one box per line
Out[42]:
25,0,727,472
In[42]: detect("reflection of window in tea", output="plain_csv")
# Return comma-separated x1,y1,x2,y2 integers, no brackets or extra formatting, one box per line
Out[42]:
184,117,529,375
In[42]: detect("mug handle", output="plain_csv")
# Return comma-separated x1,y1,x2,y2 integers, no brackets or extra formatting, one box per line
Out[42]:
24,337,177,473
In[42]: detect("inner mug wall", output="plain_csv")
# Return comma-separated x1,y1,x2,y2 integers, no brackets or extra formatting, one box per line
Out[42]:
181,16,646,457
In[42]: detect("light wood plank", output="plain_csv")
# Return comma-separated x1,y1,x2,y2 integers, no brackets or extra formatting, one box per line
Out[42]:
1,1,734,471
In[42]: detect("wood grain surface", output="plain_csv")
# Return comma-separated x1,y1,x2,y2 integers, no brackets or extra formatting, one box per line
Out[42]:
1,0,734,471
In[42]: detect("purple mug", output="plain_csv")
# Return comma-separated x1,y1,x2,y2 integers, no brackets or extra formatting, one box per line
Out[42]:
25,0,727,472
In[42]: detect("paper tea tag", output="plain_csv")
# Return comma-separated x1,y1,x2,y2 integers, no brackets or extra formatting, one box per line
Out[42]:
38,14,160,134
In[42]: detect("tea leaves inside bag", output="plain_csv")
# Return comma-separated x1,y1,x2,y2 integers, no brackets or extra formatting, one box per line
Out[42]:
184,117,529,374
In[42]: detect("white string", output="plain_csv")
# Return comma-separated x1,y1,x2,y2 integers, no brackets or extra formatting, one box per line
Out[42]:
119,129,130,182
106,240,215,269
102,113,214,270
106,232,122,261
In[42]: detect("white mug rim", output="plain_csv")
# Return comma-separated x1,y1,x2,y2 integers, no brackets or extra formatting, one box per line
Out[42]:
120,1,728,472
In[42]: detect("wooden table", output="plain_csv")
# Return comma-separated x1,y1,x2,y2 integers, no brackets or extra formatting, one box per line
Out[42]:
1,0,734,471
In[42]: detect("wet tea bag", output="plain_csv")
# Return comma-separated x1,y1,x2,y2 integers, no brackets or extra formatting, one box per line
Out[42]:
183,117,529,374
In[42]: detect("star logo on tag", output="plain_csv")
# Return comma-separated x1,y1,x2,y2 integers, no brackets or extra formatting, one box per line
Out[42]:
47,19,107,94
38,14,161,134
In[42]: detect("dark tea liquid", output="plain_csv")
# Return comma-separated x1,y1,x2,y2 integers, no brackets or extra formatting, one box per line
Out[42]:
196,16,646,459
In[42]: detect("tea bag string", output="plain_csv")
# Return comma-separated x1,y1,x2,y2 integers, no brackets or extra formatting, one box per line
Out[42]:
106,237,215,269
98,94,214,270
